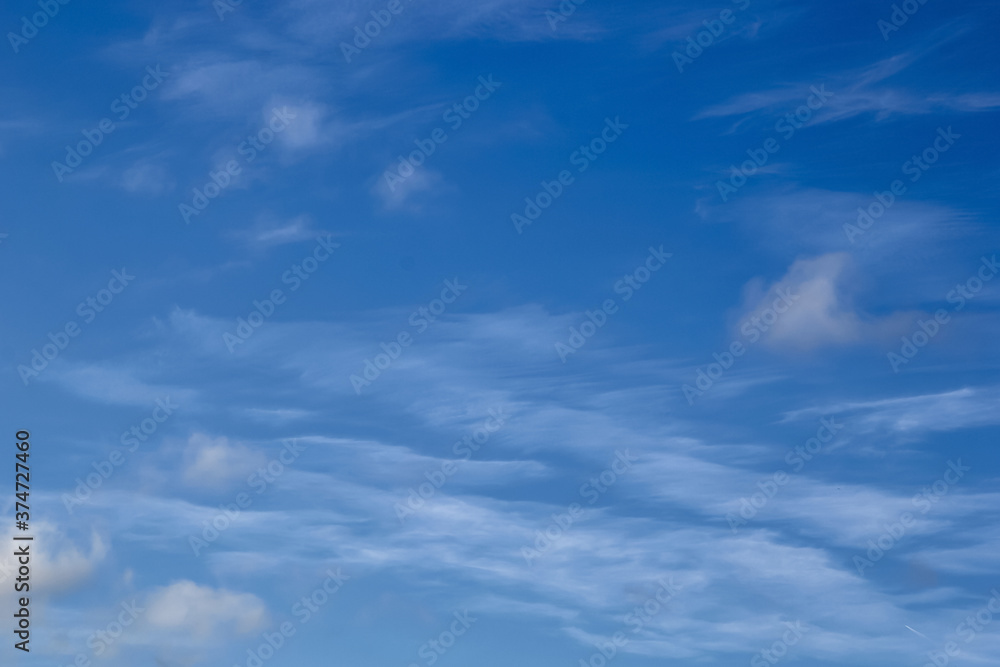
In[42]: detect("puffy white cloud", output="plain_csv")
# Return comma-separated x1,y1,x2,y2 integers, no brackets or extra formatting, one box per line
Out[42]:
182,433,266,487
0,524,107,602
738,252,911,350
145,580,268,639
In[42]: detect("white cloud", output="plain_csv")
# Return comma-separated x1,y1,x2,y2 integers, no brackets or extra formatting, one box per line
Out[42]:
35,299,1000,665
0,524,107,600
372,166,449,211
738,252,911,350
232,213,320,247
274,102,331,151
182,433,266,487
282,0,603,45
145,580,268,640
120,160,174,195
160,60,316,118
47,362,198,407
695,44,1000,124
784,386,1000,434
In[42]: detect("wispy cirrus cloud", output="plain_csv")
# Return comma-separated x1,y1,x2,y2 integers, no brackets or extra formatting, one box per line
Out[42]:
696,44,1000,123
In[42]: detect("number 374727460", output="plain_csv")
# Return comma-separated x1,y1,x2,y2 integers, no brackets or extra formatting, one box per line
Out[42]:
15,430,30,530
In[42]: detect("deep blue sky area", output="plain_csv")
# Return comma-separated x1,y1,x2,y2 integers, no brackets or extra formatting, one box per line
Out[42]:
1,0,999,666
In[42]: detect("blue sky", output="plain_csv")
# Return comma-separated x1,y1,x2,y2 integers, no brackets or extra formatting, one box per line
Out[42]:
2,0,1000,665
